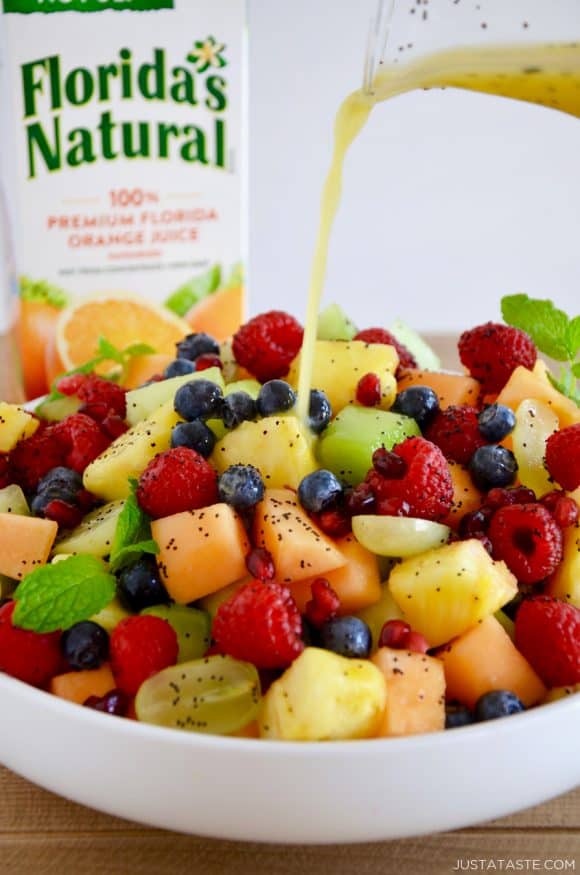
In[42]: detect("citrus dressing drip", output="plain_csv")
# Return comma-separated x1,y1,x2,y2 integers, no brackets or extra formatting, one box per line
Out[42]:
296,42,580,424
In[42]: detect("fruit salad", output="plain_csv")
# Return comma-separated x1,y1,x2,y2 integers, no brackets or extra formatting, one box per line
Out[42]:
0,296,579,741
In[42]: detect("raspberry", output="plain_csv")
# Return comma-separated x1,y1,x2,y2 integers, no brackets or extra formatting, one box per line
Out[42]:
425,405,487,465
56,373,89,396
110,615,178,696
515,596,580,687
488,503,563,584
136,446,218,519
56,413,111,473
9,424,68,491
366,436,454,522
59,374,127,419
0,602,61,687
354,328,417,371
0,454,12,489
232,311,304,382
458,322,537,393
355,373,381,407
212,581,304,669
545,424,580,491
305,578,340,628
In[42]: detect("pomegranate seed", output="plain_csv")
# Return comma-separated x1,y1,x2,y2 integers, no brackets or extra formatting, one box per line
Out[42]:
459,506,495,538
356,373,382,407
405,630,430,654
540,490,563,512
486,486,536,509
195,354,223,372
305,578,341,628
372,447,407,479
43,499,83,529
509,486,537,505
101,413,129,439
376,496,411,517
246,547,276,581
84,689,129,716
346,483,376,515
314,508,351,538
379,620,411,649
472,533,494,555
552,496,579,528
77,489,97,511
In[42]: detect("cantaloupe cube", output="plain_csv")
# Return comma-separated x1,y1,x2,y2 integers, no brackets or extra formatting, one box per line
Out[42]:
289,534,382,614
397,370,481,409
443,460,482,529
496,361,580,429
437,616,546,708
124,354,173,390
50,664,116,704
253,489,345,584
152,504,250,603
372,647,446,736
0,514,58,580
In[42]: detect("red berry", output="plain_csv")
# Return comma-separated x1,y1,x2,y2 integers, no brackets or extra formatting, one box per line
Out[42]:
110,615,178,696
136,447,218,519
425,405,487,465
55,413,111,473
366,436,454,522
545,424,580,491
77,375,127,419
312,507,352,538
541,491,579,528
79,401,111,423
0,454,13,489
378,619,429,653
0,602,61,688
195,354,223,372
56,373,89,396
405,631,430,654
354,328,417,371
485,486,537,509
84,688,129,717
458,322,537,393
459,506,495,538
9,424,68,491
100,413,129,440
356,373,381,407
376,496,412,517
488,503,563,584
246,547,276,581
346,483,376,515
515,596,580,687
232,311,304,382
305,578,341,628
43,499,84,529
212,581,304,669
372,447,407,479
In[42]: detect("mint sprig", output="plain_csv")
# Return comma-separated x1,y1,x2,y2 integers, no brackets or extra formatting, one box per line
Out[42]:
13,556,116,633
501,294,580,406
109,480,159,573
19,276,69,310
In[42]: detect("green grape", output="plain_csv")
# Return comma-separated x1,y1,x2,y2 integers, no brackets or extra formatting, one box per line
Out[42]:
141,604,211,663
135,655,261,735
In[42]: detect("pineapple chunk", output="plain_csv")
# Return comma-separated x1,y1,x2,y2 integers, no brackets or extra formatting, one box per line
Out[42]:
546,514,580,608
53,500,125,557
126,367,224,426
388,539,517,647
512,399,559,498
0,402,39,452
83,401,180,500
212,415,317,489
287,340,398,413
355,583,405,650
259,648,387,740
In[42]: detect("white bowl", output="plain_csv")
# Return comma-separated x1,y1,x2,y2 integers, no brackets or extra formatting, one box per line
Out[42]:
0,670,578,843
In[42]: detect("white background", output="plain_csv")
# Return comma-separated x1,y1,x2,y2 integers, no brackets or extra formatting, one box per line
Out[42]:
248,0,580,332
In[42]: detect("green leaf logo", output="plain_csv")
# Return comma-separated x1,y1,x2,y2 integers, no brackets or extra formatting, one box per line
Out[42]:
187,36,227,74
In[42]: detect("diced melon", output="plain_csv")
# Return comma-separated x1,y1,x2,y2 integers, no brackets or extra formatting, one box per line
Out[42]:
544,684,580,704
50,664,116,704
90,597,131,632
546,518,580,608
372,647,446,736
388,539,517,647
213,416,317,490
437,616,546,708
317,303,357,341
53,500,125,557
0,485,30,517
443,460,482,530
287,340,398,413
496,361,580,429
397,370,481,409
259,647,387,741
389,319,441,371
253,489,345,584
0,402,39,452
289,533,382,614
124,354,174,390
126,367,224,426
352,514,450,557
0,514,58,580
152,503,250,603
83,400,180,500
35,395,80,423
355,584,405,650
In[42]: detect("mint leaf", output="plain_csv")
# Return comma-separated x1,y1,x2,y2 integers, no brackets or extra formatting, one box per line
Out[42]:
567,316,580,359
19,276,69,310
165,264,221,317
501,294,570,361
110,540,159,574
110,481,159,573
124,342,156,357
13,556,116,633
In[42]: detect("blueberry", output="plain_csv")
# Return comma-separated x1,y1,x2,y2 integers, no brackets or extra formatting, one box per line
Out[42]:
474,690,525,722
164,358,196,379
478,404,516,442
31,466,83,515
61,621,109,670
391,386,440,429
176,332,220,361
308,389,332,434
298,469,343,514
218,464,265,510
222,391,258,429
469,445,518,490
256,380,297,416
171,420,216,457
319,616,372,659
445,704,474,729
118,556,170,612
174,379,223,421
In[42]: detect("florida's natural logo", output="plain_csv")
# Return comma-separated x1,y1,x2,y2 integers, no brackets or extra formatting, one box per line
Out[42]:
22,38,229,179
